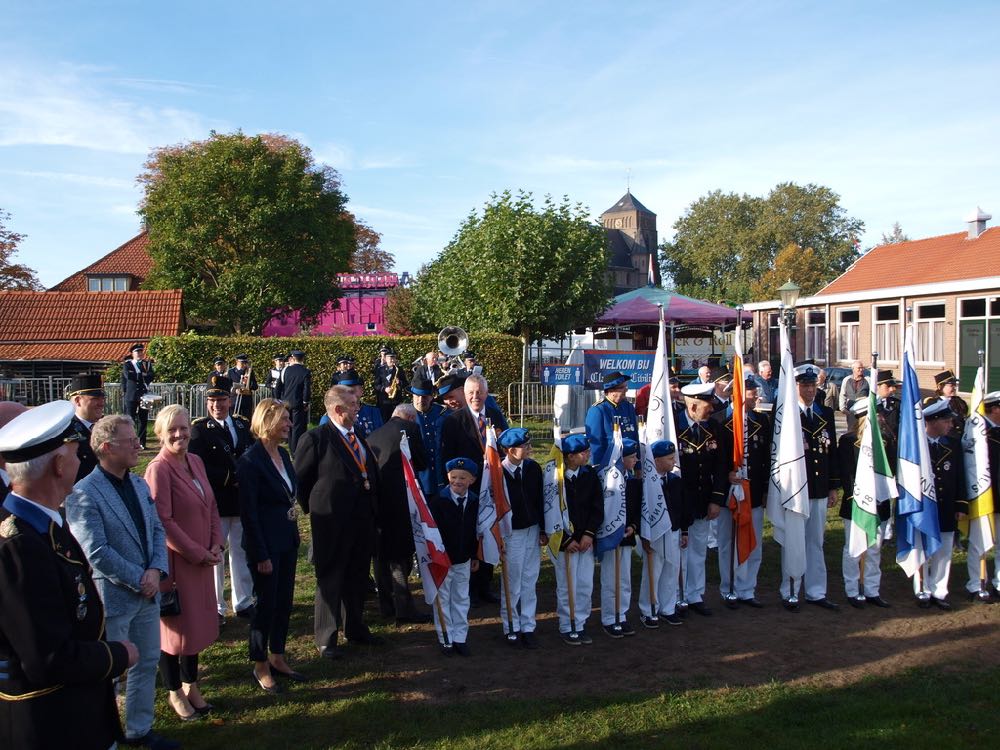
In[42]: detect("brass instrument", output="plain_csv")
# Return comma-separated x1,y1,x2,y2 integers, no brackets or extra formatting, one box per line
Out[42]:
387,367,401,400
437,326,468,371
233,364,253,414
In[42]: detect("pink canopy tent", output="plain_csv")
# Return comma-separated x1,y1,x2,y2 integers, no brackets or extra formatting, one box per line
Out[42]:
595,286,749,327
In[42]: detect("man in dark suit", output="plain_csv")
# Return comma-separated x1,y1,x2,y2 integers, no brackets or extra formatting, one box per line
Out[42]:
281,349,312,454
414,351,444,383
190,375,256,621
66,415,175,749
120,343,154,449
366,404,430,625
295,385,382,658
440,373,507,605
374,350,408,422
67,373,105,482
0,400,137,749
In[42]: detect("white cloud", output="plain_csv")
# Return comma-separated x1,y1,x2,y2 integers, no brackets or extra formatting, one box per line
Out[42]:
1,169,133,189
0,62,222,154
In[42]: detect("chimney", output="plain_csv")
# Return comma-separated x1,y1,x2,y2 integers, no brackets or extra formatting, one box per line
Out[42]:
965,206,991,239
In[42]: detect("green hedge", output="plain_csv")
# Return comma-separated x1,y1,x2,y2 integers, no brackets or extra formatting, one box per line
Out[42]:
107,331,523,417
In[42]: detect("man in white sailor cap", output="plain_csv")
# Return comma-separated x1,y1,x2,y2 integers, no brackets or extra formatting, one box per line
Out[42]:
0,401,138,749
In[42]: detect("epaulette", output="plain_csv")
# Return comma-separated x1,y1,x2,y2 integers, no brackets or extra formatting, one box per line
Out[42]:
1,515,19,539
233,415,250,424
192,416,209,425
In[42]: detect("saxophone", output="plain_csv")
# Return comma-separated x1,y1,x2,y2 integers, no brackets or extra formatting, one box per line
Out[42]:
387,367,400,400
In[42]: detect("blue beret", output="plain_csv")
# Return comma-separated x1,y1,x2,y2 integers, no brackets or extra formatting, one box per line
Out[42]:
562,433,589,454
498,427,530,449
621,438,638,457
445,457,479,478
334,371,364,387
602,371,631,390
651,440,675,458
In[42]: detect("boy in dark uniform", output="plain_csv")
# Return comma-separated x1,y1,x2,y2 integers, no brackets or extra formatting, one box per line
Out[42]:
0,401,136,749
919,399,967,609
552,434,603,645
497,428,545,648
428,458,480,656
598,438,640,638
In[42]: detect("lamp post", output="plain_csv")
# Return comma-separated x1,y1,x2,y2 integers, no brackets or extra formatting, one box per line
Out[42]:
777,279,801,329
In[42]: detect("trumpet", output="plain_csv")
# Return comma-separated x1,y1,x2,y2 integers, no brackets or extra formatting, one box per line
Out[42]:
438,326,468,371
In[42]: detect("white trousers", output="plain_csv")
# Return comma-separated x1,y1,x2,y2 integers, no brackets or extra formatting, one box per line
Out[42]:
718,506,765,600
779,498,828,600
551,546,594,633
638,530,680,616
682,518,710,603
916,531,954,599
499,527,541,634
841,520,886,598
965,513,1000,592
215,516,255,614
599,546,633,625
433,560,471,644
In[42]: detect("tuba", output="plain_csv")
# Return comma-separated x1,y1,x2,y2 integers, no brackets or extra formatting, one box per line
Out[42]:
438,326,468,371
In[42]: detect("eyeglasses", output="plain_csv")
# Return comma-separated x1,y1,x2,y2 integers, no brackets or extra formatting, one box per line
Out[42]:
109,437,142,447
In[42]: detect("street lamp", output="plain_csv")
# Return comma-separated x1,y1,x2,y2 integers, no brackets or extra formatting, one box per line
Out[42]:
777,279,801,327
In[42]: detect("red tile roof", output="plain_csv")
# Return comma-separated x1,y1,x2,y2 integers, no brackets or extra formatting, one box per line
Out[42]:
48,231,152,292
819,226,1000,296
0,290,183,362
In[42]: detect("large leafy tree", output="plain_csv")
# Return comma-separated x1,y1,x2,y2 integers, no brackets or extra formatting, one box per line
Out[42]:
139,132,355,333
349,217,395,273
410,191,612,375
662,182,864,302
0,210,43,290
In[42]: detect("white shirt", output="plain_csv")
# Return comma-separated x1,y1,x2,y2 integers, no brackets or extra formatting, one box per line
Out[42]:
503,457,522,476
216,416,237,445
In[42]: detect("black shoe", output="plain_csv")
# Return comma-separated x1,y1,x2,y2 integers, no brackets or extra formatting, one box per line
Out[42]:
318,647,342,661
807,597,840,611
931,597,952,610
639,614,659,629
738,597,764,608
865,596,891,608
235,605,256,620
520,631,540,649
252,668,282,694
125,731,181,750
916,597,933,609
504,631,520,646
848,598,865,609
440,643,454,656
270,666,307,682
661,613,683,626
576,629,593,645
395,613,432,626
453,641,471,657
967,590,994,603
561,631,582,646
603,624,625,639
724,596,739,610
782,599,800,612
348,633,385,646
620,622,636,636
688,601,713,616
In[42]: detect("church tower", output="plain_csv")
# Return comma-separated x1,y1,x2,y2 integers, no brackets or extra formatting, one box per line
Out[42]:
600,191,659,294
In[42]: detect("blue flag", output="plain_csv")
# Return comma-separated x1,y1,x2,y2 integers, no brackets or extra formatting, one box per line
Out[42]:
895,325,942,576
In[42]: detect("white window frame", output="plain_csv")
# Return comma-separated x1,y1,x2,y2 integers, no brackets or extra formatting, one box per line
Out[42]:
837,307,860,363
805,309,827,363
871,303,900,364
913,299,947,365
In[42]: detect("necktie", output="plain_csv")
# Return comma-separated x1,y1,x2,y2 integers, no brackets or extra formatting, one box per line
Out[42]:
457,495,466,511
514,466,522,481
477,414,487,443
347,431,363,463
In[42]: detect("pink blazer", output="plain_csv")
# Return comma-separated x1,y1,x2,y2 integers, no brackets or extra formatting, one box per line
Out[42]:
147,449,223,656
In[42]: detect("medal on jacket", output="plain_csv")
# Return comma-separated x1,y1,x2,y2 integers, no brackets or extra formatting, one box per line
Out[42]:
287,506,300,521
75,573,88,621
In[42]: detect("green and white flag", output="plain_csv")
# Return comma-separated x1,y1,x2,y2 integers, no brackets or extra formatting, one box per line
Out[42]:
848,373,897,558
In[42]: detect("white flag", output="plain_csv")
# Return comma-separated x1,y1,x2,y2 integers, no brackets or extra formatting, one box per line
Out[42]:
477,425,512,566
596,423,627,554
401,433,451,605
961,363,996,559
639,421,672,545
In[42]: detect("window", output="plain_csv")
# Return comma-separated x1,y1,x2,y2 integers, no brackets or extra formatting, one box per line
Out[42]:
961,298,986,318
805,310,827,362
873,304,900,362
914,302,946,363
87,275,130,292
837,308,860,361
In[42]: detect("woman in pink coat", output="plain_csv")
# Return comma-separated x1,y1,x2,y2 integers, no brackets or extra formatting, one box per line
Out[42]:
147,404,224,721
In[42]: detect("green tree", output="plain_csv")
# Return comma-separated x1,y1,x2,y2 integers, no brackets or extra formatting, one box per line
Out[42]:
750,243,830,299
383,285,418,335
0,210,43,290
410,191,612,377
880,221,909,245
139,132,355,334
662,182,863,303
349,217,395,273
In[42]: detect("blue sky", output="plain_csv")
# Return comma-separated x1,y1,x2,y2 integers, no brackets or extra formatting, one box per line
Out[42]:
2,1,999,287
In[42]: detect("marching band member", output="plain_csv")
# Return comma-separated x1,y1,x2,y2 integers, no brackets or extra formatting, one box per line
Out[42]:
121,343,154,450
585,371,638,467
228,354,258,421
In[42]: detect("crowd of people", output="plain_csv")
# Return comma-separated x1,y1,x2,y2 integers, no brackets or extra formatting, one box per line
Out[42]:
0,345,998,749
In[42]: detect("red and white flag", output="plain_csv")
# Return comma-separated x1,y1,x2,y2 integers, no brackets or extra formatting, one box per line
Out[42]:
478,424,513,565
401,432,451,604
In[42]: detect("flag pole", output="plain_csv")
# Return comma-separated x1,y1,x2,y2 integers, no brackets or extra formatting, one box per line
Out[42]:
614,546,622,630
500,546,517,642
435,594,451,650
727,305,741,608
855,351,880,604
678,561,688,612
728,513,737,606
975,349,992,602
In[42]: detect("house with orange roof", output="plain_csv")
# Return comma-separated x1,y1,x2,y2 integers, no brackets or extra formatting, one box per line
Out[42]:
743,208,1000,393
0,230,184,381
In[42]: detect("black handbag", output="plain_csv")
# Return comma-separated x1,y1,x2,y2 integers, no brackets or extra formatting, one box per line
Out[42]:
160,583,181,617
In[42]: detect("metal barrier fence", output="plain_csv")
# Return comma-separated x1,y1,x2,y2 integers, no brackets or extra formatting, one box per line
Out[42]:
506,381,553,420
0,379,274,420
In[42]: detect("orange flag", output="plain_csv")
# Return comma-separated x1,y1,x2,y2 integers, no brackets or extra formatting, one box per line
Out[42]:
729,342,757,564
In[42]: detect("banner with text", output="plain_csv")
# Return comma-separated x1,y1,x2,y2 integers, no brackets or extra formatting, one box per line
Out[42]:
582,350,655,390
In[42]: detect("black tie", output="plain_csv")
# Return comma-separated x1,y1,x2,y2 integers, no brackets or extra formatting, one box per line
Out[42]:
514,467,522,481
457,496,466,511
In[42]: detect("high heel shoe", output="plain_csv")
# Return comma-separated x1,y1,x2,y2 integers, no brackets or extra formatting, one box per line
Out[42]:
252,668,283,695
